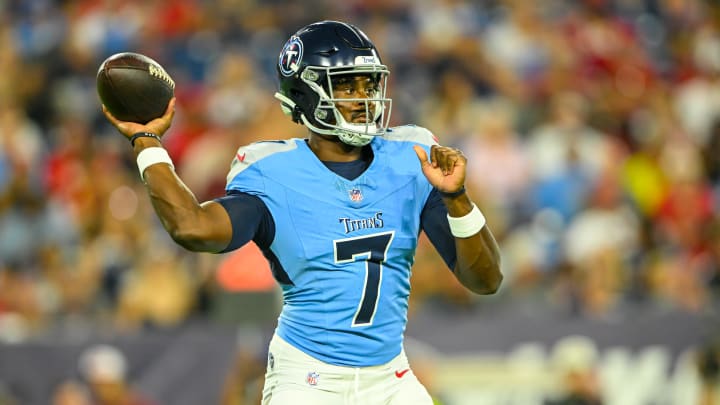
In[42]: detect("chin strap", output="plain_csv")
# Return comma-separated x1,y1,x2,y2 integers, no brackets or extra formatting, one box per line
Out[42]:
336,122,376,146
338,132,373,147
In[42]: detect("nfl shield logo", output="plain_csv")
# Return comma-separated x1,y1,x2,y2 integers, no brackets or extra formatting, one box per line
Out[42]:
306,371,320,386
349,188,363,202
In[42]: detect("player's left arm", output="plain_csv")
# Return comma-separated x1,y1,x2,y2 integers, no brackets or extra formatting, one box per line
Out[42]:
414,145,503,295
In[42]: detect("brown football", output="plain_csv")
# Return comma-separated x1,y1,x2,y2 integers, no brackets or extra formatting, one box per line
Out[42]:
96,52,175,124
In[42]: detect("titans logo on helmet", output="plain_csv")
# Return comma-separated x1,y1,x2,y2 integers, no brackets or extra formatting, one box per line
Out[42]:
279,36,303,77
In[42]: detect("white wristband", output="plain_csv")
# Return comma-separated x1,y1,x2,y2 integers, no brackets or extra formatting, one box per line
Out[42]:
447,203,486,238
136,147,174,180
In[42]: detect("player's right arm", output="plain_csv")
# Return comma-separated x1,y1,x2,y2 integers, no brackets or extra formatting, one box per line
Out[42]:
102,99,233,253
134,139,233,252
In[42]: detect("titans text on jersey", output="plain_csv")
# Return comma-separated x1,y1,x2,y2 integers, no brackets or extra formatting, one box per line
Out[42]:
339,212,384,234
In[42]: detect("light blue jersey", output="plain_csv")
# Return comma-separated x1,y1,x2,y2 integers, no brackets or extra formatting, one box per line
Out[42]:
225,126,438,366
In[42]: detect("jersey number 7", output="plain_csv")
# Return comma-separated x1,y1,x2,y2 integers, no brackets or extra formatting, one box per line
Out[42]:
334,231,395,327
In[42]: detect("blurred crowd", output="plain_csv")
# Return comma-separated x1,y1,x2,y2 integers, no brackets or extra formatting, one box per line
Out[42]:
0,0,719,347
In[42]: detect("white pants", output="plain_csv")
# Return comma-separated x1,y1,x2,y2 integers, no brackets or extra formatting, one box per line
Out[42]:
261,334,433,405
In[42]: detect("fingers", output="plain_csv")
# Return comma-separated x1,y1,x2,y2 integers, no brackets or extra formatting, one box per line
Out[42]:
430,145,465,175
163,97,176,120
148,97,176,135
103,98,177,138
102,104,136,136
413,145,430,167
414,144,466,174
102,104,120,126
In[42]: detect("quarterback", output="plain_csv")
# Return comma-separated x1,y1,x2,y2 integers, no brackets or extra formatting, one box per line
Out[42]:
103,20,502,405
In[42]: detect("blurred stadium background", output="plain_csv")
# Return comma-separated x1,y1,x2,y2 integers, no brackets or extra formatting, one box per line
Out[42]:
0,0,719,404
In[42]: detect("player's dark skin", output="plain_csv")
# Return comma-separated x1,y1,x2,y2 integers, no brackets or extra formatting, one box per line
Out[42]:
102,75,502,294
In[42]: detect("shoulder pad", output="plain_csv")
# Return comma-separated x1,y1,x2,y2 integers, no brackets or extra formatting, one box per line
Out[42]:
226,139,298,181
384,125,439,146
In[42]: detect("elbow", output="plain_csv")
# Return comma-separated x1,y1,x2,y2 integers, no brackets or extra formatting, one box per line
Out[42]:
167,223,209,252
481,270,503,295
469,268,503,295
459,259,503,295
168,228,199,251
162,205,228,253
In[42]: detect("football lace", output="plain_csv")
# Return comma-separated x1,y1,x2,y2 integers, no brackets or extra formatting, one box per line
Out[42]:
148,64,175,88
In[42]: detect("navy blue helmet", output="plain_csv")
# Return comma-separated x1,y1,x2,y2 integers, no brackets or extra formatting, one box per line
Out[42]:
275,21,392,146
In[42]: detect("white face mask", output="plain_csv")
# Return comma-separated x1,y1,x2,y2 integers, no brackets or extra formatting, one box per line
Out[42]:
275,65,392,147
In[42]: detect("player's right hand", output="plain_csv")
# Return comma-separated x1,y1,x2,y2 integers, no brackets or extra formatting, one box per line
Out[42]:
102,97,176,140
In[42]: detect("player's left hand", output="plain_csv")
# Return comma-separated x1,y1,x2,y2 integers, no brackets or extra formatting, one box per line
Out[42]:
413,144,466,194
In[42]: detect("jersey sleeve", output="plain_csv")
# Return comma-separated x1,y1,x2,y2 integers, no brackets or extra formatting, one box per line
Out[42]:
213,191,275,253
420,188,457,270
220,141,297,252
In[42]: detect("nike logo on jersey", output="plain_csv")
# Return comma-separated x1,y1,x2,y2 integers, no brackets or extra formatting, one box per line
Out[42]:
236,152,246,162
395,369,410,378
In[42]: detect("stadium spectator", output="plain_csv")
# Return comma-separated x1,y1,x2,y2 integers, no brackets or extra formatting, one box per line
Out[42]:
78,344,157,405
52,379,91,405
544,335,603,405
697,340,720,405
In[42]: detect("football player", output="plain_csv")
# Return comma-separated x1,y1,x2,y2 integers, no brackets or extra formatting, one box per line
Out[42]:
103,20,502,405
